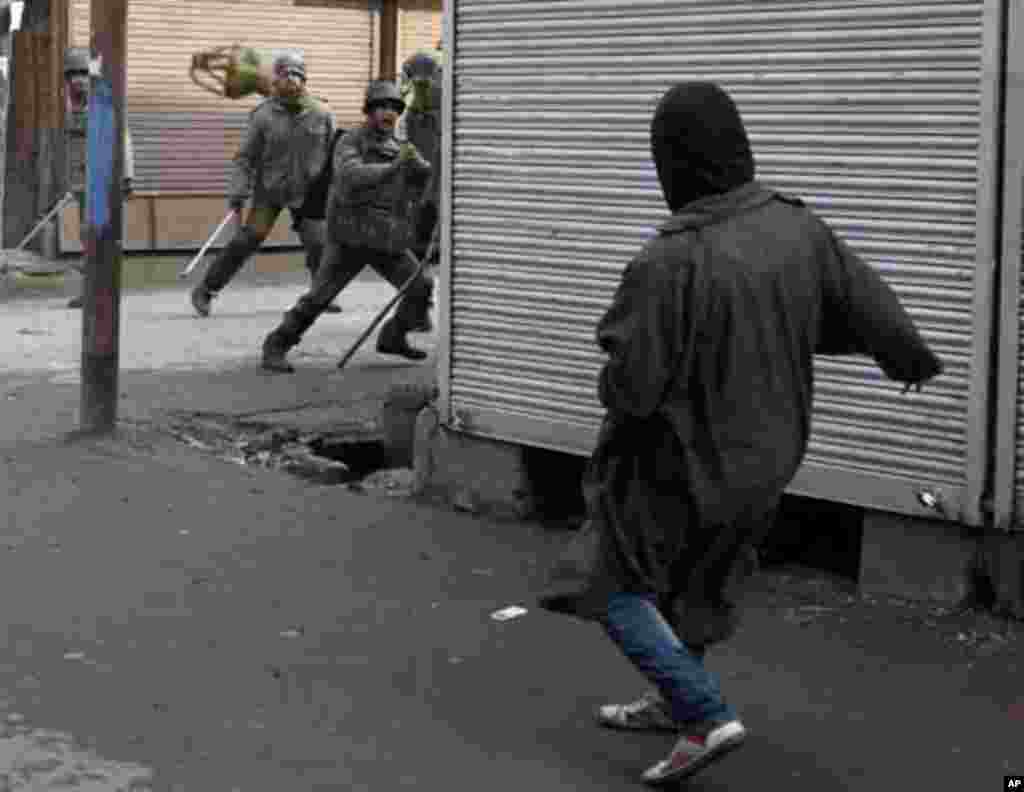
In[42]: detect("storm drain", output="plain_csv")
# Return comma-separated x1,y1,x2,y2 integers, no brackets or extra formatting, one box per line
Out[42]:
304,437,395,482
163,414,400,488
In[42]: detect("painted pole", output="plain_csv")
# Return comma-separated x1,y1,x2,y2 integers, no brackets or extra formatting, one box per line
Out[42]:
80,0,126,432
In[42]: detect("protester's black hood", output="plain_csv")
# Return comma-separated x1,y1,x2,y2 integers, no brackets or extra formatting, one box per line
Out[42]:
650,82,755,212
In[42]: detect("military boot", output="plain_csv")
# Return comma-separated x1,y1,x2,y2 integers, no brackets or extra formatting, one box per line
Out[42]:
395,284,433,334
190,286,213,318
261,306,319,373
261,332,295,373
408,314,432,333
193,225,263,317
407,295,433,332
376,317,427,361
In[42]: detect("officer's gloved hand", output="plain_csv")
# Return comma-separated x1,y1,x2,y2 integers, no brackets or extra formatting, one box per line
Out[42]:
228,196,246,213
407,79,434,113
396,144,430,182
397,143,420,163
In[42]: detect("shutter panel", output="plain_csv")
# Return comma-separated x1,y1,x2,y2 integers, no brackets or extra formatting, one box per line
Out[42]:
445,0,1002,524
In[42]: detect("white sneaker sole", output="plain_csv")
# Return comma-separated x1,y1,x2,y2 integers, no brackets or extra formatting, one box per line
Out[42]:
642,722,747,786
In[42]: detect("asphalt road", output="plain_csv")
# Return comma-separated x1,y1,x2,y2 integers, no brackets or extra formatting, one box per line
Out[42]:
0,255,1021,791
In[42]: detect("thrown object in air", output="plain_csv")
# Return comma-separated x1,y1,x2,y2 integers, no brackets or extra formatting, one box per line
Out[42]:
190,44,272,99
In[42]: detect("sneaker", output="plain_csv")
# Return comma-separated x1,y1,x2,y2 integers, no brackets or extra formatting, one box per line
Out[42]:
641,720,747,786
597,691,680,733
190,286,212,318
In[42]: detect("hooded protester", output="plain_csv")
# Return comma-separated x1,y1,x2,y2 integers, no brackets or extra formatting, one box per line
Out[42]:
538,82,943,786
190,50,339,317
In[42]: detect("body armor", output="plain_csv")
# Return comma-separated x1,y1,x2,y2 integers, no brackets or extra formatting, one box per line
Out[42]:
331,127,427,255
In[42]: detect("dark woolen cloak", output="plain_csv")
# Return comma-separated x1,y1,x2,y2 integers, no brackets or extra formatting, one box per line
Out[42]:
539,83,942,646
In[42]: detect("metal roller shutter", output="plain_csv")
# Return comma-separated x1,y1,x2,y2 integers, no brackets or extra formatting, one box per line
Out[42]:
71,0,373,194
993,0,1024,530
443,0,1003,525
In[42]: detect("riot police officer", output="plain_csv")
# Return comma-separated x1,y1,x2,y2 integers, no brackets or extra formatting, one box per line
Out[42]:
190,50,338,317
399,48,443,271
260,79,434,373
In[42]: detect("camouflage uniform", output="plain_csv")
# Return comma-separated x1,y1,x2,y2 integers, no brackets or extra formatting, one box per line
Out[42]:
193,92,336,306
398,50,443,257
261,81,433,372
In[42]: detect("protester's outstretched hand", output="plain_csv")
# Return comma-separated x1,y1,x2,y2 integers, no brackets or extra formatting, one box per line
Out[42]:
899,355,943,394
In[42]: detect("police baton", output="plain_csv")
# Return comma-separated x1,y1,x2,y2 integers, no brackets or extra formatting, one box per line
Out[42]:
13,192,76,253
178,210,237,279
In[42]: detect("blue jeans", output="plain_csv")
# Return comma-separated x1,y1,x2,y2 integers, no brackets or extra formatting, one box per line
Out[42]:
601,593,737,725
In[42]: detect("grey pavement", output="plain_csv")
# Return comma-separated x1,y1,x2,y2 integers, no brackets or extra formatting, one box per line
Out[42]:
0,257,1021,790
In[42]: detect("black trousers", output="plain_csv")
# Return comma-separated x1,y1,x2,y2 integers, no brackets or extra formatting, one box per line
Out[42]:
267,240,433,349
200,205,324,294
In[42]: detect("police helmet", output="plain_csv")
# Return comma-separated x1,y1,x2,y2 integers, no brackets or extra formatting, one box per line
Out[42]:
363,79,405,115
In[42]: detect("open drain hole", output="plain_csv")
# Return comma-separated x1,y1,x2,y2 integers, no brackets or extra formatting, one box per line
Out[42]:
307,438,396,481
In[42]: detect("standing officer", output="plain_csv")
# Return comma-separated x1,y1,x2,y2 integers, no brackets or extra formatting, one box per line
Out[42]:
399,47,443,272
260,79,433,373
190,50,338,317
64,46,135,309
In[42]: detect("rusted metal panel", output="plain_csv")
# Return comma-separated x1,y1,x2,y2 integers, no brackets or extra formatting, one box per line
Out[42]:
124,110,246,194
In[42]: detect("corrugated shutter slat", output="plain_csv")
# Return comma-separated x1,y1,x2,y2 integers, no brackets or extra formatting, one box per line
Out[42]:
71,0,374,194
447,0,996,522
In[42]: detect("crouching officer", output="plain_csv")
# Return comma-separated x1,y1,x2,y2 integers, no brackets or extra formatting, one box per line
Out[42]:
261,79,433,373
190,50,337,317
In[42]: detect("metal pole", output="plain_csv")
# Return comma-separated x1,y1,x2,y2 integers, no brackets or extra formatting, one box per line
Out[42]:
13,191,74,251
80,0,126,433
